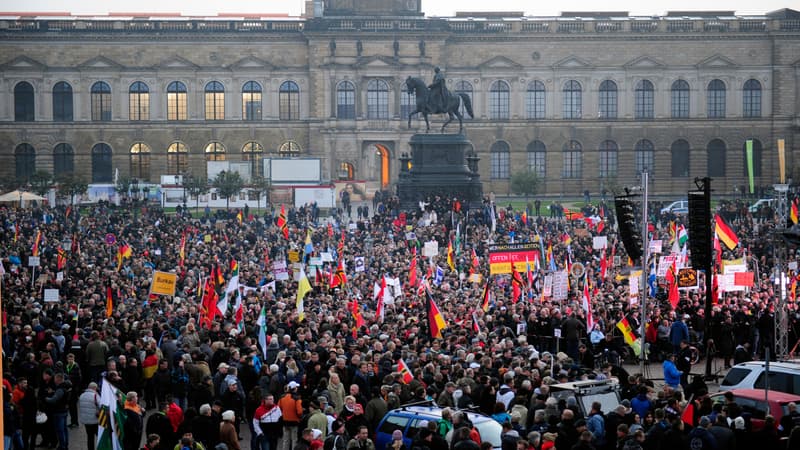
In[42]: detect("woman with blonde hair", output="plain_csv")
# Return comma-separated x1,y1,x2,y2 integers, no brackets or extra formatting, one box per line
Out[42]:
327,372,346,414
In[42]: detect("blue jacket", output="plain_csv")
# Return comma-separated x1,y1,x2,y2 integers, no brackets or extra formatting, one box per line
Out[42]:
586,412,606,445
663,360,682,387
630,394,652,419
669,321,689,347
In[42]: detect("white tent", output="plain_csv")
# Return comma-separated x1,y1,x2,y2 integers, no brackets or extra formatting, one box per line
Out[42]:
0,190,46,204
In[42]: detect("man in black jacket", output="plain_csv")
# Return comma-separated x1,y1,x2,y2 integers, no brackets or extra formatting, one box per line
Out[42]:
45,372,72,450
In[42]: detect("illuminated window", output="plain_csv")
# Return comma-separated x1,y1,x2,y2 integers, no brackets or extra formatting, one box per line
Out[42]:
129,81,150,121
205,81,225,120
167,142,189,174
278,141,301,156
242,141,264,176
205,142,226,161
130,143,151,180
242,81,262,121
167,81,188,121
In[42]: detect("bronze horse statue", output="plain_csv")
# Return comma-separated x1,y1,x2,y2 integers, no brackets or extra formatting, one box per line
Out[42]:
405,76,474,133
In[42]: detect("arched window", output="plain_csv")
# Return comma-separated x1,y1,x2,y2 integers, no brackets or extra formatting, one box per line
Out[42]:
336,81,356,119
53,143,74,177
167,142,189,174
743,139,763,177
707,139,726,177
526,81,546,120
490,141,510,179
279,81,300,120
279,141,302,156
671,140,690,177
635,80,655,119
129,81,150,121
14,143,35,181
671,80,690,118
367,79,389,119
454,80,473,117
707,79,726,118
338,162,355,180
242,81,262,121
489,80,510,120
53,82,73,122
635,139,655,175
599,80,617,119
167,81,188,121
563,80,582,119
599,140,618,178
129,143,151,180
205,142,226,161
204,81,225,120
91,81,112,121
14,82,35,122
526,140,546,178
562,140,582,178
242,141,264,177
91,143,113,182
743,79,762,118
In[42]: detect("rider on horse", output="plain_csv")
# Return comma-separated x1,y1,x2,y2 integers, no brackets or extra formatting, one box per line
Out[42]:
427,67,450,113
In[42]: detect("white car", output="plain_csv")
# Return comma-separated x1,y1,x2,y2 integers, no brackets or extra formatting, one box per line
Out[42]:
660,200,688,215
749,198,774,213
719,361,800,394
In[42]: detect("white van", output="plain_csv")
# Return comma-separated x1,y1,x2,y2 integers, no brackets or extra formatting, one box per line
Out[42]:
720,361,800,394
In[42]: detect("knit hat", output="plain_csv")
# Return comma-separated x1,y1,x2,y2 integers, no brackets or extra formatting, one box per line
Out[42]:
222,410,235,422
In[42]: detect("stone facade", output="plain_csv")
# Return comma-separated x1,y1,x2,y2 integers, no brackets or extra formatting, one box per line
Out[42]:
1,6,799,196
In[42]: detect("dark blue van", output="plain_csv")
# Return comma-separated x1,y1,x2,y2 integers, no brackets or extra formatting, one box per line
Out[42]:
374,405,503,450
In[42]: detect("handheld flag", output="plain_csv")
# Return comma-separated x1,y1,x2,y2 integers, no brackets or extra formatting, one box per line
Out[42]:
57,247,67,271
236,210,243,224
277,204,289,239
425,289,447,339
667,260,680,308
616,317,641,357
480,278,492,312
375,276,386,323
31,230,42,257
792,199,799,225
296,268,312,321
179,233,186,267
510,262,524,304
96,377,126,450
256,305,268,360
714,214,739,250
408,247,418,288
105,284,113,318
447,239,456,272
582,275,594,331
199,278,220,329
397,358,414,384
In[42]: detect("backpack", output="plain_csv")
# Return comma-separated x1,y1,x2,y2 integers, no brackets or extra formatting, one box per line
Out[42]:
323,434,340,450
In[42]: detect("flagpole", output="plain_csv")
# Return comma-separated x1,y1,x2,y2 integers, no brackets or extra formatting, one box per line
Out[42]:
639,170,650,376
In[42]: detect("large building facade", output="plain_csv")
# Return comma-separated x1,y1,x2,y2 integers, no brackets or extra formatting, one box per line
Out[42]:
1,0,799,196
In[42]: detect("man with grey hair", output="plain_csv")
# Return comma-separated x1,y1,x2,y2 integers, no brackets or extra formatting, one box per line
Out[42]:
192,404,216,450
79,382,100,450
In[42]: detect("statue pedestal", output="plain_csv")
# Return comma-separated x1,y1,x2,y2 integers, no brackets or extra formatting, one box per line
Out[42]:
396,133,483,210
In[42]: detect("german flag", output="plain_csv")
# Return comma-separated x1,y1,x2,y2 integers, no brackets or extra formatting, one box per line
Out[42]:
616,317,641,356
425,289,447,339
714,214,739,250
31,230,42,257
521,211,527,226
446,239,455,272
792,199,799,225
56,247,67,271
277,204,289,239
480,277,492,312
397,358,414,384
236,210,243,224
178,233,186,267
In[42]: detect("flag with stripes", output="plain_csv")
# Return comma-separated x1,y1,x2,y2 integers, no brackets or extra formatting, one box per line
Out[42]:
96,378,126,450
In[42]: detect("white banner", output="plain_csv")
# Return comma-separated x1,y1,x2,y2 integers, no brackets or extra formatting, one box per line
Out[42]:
649,240,663,254
592,236,608,250
44,289,60,302
272,261,290,281
552,271,568,301
629,276,640,305
354,256,366,272
423,241,439,258
657,256,676,277
543,275,553,297
718,274,746,292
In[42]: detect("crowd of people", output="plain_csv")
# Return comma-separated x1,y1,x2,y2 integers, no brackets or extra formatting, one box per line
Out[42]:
2,192,800,450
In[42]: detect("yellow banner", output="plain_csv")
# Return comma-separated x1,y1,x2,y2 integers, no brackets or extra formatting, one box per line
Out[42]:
150,271,178,296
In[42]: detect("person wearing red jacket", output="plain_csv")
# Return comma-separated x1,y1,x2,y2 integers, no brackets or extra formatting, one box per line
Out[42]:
165,394,184,433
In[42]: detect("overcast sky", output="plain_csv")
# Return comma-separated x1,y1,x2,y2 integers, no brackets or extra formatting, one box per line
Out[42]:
10,0,793,17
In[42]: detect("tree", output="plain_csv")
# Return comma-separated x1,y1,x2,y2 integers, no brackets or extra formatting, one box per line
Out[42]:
184,174,210,212
510,170,541,202
248,174,271,212
29,171,54,196
56,174,88,206
212,170,244,210
115,175,133,200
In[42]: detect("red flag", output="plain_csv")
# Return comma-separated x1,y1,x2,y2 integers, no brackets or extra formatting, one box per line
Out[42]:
510,263,524,304
714,234,722,269
71,232,80,255
681,401,695,426
350,299,365,337
597,221,605,234
471,310,480,334
667,260,680,308
199,278,220,328
408,247,418,288
397,358,414,384
179,232,186,267
330,258,347,289
277,204,289,239
327,222,334,237
711,272,719,305
337,230,346,256
105,284,113,318
599,248,608,280
471,248,480,269
582,275,594,330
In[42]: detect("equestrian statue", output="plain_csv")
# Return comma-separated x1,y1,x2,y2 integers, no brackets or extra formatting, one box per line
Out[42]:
406,67,474,134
